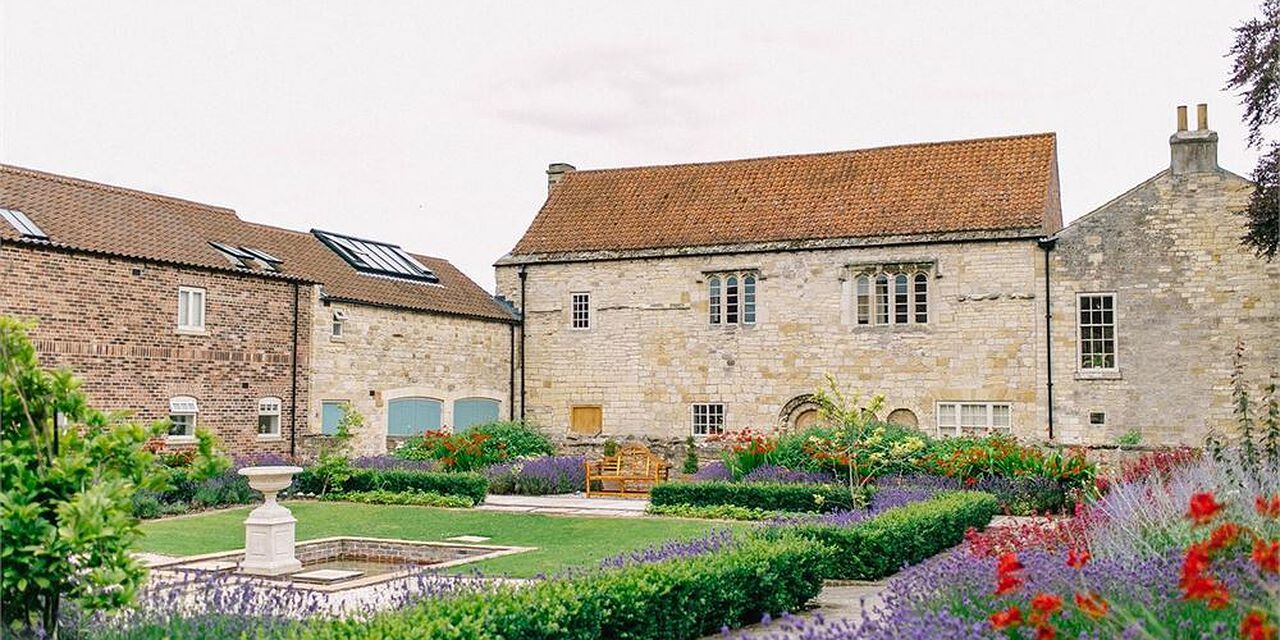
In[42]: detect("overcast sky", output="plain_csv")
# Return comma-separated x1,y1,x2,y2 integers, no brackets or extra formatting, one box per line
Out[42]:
1,1,1266,290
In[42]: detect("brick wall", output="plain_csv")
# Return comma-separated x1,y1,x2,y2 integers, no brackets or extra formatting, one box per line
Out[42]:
0,243,312,455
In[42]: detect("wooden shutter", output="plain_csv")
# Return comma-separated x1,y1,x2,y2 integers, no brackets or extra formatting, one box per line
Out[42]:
569,406,603,436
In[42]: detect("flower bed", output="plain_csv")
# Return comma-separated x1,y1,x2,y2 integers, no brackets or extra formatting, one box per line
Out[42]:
485,455,586,496
293,468,488,505
650,480,861,513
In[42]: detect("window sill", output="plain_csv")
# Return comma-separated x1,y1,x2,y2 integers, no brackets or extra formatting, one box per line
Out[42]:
328,335,346,343
1075,369,1123,381
165,435,197,445
174,328,207,336
256,434,283,441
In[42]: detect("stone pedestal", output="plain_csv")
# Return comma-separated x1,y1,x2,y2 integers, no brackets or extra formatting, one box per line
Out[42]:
237,466,303,576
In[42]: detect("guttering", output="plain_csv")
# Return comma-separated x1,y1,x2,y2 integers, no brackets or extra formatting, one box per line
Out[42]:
518,265,528,422
290,282,301,458
508,324,516,421
1038,236,1058,440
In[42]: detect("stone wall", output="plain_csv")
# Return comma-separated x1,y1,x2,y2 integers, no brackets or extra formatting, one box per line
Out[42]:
1050,169,1279,445
497,238,1050,445
0,244,311,455
307,296,514,455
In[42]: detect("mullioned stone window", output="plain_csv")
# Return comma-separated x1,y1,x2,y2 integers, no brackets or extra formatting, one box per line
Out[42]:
850,262,932,326
1077,293,1117,370
707,272,757,326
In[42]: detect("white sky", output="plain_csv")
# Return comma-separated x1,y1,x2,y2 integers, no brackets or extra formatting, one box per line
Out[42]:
0,1,1266,290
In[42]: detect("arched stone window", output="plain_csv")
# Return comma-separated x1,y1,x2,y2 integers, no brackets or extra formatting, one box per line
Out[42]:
707,271,758,326
874,275,890,324
742,275,757,324
725,275,740,324
779,394,824,431
886,408,919,429
708,276,721,325
855,275,871,325
893,274,910,324
913,273,928,323
850,264,932,327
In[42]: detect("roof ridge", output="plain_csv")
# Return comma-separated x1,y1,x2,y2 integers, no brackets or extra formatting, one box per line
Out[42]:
563,132,1057,176
0,163,238,215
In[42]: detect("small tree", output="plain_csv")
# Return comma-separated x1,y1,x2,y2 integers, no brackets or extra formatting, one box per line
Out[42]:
1,318,166,638
806,375,923,501
313,402,361,496
682,436,700,474
1227,0,1279,260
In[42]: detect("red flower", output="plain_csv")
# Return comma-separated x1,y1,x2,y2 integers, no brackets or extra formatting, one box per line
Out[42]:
1066,548,1091,569
994,553,1025,595
997,552,1024,574
1181,542,1212,587
1187,492,1224,525
1034,624,1057,640
1256,495,1280,519
1030,593,1063,615
1207,522,1243,551
989,606,1022,629
1073,591,1108,619
1242,610,1278,640
1252,539,1280,574
1181,574,1231,609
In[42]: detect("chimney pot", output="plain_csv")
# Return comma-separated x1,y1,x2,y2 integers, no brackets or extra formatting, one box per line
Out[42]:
546,162,576,192
1170,103,1218,175
1196,103,1208,130
1176,106,1188,132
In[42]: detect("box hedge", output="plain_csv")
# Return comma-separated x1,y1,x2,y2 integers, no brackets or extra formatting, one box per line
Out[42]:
293,468,488,505
776,490,998,580
281,534,830,640
649,480,859,513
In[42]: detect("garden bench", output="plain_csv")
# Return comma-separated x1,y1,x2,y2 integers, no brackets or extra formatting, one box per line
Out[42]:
584,443,669,497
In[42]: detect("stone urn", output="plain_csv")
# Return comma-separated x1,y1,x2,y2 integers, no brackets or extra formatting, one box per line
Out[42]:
237,466,304,576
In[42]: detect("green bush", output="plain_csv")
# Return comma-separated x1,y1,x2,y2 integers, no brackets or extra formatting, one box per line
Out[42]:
650,481,860,513
470,421,554,458
294,468,488,504
287,534,830,640
322,489,475,508
647,503,782,521
776,491,999,580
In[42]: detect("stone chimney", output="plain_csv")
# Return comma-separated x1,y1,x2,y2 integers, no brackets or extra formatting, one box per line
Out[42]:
546,163,576,192
1170,103,1218,175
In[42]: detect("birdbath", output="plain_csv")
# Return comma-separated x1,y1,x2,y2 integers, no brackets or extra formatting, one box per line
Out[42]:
237,466,304,576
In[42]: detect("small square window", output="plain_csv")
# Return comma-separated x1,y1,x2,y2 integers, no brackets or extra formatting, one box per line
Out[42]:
1089,412,1106,426
331,310,347,338
570,405,603,436
177,287,206,331
692,403,725,437
167,396,198,439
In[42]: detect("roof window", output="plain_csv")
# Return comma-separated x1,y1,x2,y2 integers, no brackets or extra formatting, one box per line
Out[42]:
209,242,283,272
312,230,438,283
1,208,47,239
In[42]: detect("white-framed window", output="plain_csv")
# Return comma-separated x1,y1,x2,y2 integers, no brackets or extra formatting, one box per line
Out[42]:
331,310,346,338
177,286,206,331
691,403,725,437
1077,293,1117,370
168,396,199,439
258,397,282,438
935,401,1011,437
707,271,757,326
1089,411,1106,428
570,292,590,329
855,266,931,326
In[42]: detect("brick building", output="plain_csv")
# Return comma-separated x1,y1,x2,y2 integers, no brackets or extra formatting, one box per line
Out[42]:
0,165,515,457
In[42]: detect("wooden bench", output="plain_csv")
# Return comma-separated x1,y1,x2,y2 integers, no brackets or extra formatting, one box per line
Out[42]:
584,443,669,498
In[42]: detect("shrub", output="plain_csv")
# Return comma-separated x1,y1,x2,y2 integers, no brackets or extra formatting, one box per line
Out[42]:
293,468,488,504
322,489,474,508
485,456,585,495
647,503,781,521
741,464,836,485
470,421,554,458
714,428,779,478
691,461,732,482
923,435,1096,491
774,491,999,580
291,534,831,640
681,436,699,474
650,480,860,513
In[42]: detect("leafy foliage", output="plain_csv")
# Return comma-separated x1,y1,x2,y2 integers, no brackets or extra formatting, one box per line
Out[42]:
293,467,488,505
650,480,861,513
394,421,552,471
312,403,361,495
647,503,784,521
1227,0,1279,260
681,436,699,474
1,318,166,636
321,489,474,508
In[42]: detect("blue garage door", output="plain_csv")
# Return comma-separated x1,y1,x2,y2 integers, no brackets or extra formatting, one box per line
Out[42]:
387,397,442,436
454,398,501,431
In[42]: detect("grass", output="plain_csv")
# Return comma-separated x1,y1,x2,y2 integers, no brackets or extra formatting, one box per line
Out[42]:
137,501,747,577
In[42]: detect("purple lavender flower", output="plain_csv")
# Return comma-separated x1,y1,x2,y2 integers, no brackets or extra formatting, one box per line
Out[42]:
692,461,733,482
599,529,737,569
741,464,836,485
486,456,586,496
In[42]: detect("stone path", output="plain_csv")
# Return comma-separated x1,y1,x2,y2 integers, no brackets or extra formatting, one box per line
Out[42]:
477,493,649,517
700,582,886,639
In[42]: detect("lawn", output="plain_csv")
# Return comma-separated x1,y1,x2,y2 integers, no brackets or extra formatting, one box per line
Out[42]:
137,502,747,577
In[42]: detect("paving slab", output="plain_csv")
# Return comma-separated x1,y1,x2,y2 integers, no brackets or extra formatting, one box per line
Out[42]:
478,493,649,517
702,583,886,639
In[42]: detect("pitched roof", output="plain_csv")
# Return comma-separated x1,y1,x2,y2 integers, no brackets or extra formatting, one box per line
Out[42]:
508,133,1061,258
0,165,515,322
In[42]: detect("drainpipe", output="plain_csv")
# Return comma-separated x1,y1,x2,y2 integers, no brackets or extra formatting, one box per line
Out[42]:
508,323,516,421
1038,237,1057,440
518,265,528,422
289,282,300,458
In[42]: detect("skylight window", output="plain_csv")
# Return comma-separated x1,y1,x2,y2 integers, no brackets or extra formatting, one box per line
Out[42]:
209,242,283,272
312,230,439,283
1,208,47,239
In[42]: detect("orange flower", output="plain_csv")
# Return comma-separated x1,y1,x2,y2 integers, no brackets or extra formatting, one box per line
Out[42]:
1207,522,1243,551
1073,591,1109,619
997,552,1024,574
1241,610,1278,640
1252,539,1280,574
1256,495,1280,519
1180,543,1212,588
989,606,1023,630
1181,574,1231,609
1066,548,1091,569
1187,492,1224,525
1031,593,1063,615
994,552,1025,595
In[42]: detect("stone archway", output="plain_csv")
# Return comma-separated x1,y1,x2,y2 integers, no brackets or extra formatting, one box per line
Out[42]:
886,408,920,429
779,394,824,431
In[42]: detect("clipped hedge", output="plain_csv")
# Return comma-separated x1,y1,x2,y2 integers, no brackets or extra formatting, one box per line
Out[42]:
778,490,999,580
650,480,859,513
321,489,475,508
287,534,830,640
293,468,488,505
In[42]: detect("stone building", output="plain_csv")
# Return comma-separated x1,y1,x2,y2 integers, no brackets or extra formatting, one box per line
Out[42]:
1,164,516,457
1049,105,1280,445
496,134,1065,446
